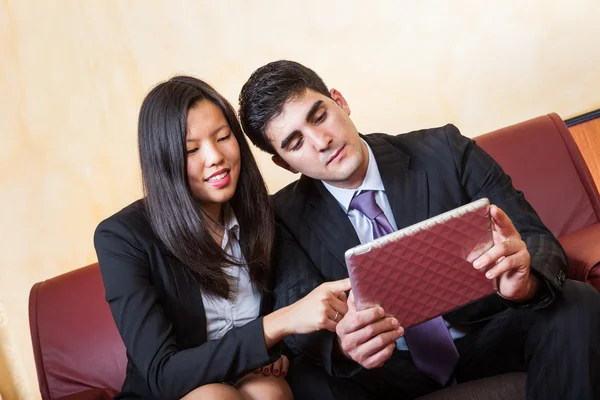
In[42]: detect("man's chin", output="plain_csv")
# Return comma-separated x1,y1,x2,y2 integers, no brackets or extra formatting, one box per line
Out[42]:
322,171,363,190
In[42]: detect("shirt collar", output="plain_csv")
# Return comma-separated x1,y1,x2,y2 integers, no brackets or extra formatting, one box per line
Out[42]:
322,139,385,213
223,204,240,241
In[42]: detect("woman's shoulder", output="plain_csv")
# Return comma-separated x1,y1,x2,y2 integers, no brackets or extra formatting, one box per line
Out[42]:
94,199,155,247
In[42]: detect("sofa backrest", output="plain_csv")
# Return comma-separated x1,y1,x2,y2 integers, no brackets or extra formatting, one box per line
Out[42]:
29,263,126,399
475,112,600,238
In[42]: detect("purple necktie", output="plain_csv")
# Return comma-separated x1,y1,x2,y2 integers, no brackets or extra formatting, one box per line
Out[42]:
349,190,459,386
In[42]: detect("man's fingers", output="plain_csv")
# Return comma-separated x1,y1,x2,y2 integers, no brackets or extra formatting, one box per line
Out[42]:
336,290,348,304
347,290,357,312
473,240,523,271
337,306,385,334
347,316,401,348
484,252,528,280
490,205,519,237
360,343,397,370
349,323,403,361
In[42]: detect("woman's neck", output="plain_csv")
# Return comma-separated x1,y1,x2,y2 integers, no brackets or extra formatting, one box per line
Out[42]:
202,202,225,245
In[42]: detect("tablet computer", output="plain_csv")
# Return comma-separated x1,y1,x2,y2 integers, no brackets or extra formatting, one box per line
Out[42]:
345,198,496,328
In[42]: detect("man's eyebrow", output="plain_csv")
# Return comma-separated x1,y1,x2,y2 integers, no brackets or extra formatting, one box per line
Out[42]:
279,100,324,150
280,130,299,150
305,100,323,122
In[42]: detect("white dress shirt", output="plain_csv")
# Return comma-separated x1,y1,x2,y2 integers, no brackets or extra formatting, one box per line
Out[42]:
323,140,467,350
201,206,262,341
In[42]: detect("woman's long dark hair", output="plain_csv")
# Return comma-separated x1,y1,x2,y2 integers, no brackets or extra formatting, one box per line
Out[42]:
138,76,274,298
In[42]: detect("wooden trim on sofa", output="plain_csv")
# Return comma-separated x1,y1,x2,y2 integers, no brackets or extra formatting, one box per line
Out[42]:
564,108,600,127
564,109,600,197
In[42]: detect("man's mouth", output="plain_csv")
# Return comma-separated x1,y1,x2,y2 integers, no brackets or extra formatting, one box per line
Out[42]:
327,145,345,165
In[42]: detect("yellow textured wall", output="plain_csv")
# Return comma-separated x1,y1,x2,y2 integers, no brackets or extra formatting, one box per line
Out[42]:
1,1,600,398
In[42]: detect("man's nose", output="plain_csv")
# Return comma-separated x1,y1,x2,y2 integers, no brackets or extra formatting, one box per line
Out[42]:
307,130,332,152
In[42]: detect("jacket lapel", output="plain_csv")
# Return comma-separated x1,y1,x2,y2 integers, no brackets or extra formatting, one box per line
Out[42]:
364,135,430,229
302,134,430,271
305,180,361,270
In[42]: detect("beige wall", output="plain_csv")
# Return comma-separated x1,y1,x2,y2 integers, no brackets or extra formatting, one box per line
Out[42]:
2,1,600,398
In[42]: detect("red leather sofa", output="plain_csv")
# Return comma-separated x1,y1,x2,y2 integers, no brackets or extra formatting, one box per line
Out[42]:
29,264,126,400
476,112,600,289
29,113,600,399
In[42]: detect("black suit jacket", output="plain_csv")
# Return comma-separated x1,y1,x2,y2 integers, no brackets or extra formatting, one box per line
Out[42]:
94,200,280,400
272,124,568,377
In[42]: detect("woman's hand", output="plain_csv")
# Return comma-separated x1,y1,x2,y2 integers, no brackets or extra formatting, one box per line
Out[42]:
286,278,352,334
254,355,290,378
262,278,352,348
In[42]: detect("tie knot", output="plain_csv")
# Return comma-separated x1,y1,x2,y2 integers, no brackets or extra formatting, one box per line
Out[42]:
349,190,383,220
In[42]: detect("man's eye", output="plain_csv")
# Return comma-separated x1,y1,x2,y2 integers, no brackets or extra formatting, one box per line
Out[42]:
186,148,198,155
290,137,304,151
217,134,231,142
315,111,327,124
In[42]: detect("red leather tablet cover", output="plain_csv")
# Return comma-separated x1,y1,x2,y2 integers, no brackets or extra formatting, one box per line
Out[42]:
345,198,495,328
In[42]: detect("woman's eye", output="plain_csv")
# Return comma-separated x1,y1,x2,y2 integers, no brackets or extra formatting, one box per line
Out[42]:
217,134,231,142
186,148,198,155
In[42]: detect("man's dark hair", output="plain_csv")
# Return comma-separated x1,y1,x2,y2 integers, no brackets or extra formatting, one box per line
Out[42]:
239,60,330,154
138,76,274,299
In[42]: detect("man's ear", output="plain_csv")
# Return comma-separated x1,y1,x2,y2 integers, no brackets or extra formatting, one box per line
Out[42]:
330,88,351,116
272,155,299,174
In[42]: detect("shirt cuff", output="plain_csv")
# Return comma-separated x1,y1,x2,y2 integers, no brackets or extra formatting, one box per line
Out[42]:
497,270,555,310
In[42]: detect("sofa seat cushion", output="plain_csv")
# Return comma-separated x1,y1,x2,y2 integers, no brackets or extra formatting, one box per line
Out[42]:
416,372,526,400
56,389,115,400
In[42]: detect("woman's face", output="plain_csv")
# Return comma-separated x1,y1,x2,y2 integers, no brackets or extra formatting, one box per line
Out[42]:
185,100,241,219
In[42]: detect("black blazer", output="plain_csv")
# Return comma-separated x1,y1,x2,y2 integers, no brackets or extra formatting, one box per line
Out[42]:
271,124,568,376
94,200,280,400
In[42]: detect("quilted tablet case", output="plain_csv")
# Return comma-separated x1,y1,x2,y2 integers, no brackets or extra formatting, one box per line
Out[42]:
345,198,495,328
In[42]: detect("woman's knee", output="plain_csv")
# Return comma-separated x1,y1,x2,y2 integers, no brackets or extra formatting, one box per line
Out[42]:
236,374,293,400
182,383,244,400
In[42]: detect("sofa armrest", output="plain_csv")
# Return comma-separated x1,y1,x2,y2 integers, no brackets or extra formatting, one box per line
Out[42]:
56,389,115,400
558,222,600,291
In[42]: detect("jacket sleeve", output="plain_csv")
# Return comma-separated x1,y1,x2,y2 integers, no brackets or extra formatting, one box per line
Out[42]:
273,221,362,377
94,217,280,399
444,124,568,307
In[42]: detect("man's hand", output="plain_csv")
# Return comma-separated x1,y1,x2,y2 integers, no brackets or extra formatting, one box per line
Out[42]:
473,205,538,301
335,290,404,369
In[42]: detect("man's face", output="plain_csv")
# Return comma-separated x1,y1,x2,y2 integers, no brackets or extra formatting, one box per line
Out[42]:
265,89,368,189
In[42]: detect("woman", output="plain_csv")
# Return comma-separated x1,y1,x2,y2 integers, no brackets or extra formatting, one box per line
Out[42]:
94,76,350,400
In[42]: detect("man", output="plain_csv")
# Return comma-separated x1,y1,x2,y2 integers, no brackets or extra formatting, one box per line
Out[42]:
238,60,600,400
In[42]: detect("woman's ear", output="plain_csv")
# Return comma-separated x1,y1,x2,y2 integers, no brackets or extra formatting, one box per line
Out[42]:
272,155,299,174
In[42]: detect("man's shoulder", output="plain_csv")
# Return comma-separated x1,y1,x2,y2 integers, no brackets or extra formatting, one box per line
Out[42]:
365,123,464,150
365,124,471,169
272,175,314,216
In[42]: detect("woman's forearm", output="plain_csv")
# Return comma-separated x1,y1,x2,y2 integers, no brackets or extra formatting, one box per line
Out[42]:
262,306,294,349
